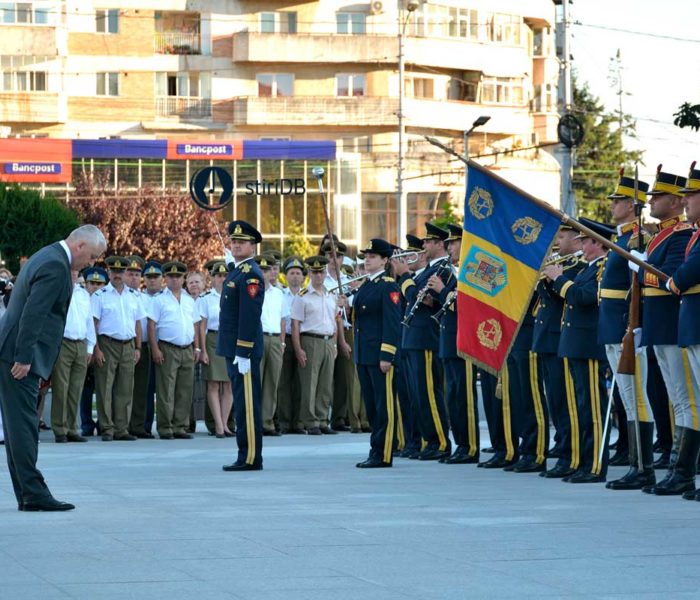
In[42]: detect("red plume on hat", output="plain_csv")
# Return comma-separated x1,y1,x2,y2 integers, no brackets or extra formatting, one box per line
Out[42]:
619,167,625,177
657,164,663,174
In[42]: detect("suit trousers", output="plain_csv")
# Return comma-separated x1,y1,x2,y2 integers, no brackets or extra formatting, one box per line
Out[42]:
79,366,96,435
94,336,136,437
0,360,51,504
260,335,283,431
405,349,450,453
50,339,88,437
654,344,697,431
568,358,609,477
397,356,420,450
492,356,520,462
443,357,479,457
646,347,672,451
357,364,395,464
479,369,499,452
514,351,548,464
155,343,195,436
226,357,263,466
298,336,335,429
129,343,152,434
605,344,653,423
277,342,302,431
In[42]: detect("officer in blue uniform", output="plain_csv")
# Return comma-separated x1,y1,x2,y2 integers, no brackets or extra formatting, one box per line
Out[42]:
217,220,265,472
353,239,402,468
534,226,585,478
396,223,452,461
600,173,657,491
662,162,700,498
427,223,480,464
545,218,614,484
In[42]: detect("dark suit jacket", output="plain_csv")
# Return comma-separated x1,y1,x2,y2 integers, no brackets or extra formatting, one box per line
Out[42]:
0,242,72,379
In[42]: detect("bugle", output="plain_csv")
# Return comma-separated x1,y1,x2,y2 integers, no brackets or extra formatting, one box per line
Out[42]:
539,250,583,280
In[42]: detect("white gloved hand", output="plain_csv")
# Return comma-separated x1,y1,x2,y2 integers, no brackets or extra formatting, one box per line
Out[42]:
233,356,251,375
224,249,235,267
633,327,642,352
628,249,647,273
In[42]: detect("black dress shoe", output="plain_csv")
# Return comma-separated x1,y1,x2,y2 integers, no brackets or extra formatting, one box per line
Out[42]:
81,430,95,437
418,449,450,461
606,468,655,491
39,420,51,431
307,427,322,435
54,435,68,443
332,424,351,432
653,451,671,470
215,434,226,439
361,426,372,433
356,458,392,468
541,465,576,479
66,433,88,442
482,446,495,454
445,453,479,464
135,432,155,439
568,472,606,484
22,497,75,512
319,426,338,435
222,461,263,471
479,455,516,469
159,433,174,440
173,432,193,439
114,433,137,441
512,458,546,473
224,431,235,437
403,449,421,459
290,428,307,435
101,433,113,442
653,474,695,496
263,429,281,437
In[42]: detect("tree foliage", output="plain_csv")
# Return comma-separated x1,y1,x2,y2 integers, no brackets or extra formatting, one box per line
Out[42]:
572,80,644,222
0,184,80,273
674,102,700,132
283,219,315,259
430,200,460,230
68,170,222,269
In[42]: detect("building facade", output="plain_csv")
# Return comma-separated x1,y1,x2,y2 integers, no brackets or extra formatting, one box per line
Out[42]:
0,0,562,251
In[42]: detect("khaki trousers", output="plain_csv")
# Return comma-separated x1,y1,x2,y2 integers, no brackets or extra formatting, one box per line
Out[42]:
50,339,88,436
155,342,195,436
130,343,151,434
261,334,284,430
277,342,302,430
94,336,136,437
298,335,336,429
332,328,354,427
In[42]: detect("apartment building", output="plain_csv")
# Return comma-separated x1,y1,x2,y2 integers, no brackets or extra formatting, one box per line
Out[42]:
0,0,562,250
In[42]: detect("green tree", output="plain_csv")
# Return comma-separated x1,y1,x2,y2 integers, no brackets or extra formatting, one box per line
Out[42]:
430,200,460,230
572,80,644,222
0,185,80,273
674,102,700,131
283,219,314,259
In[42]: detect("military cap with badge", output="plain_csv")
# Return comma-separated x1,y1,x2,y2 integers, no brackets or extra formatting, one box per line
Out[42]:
283,255,306,274
204,259,228,276
228,220,263,244
423,222,449,241
125,255,145,272
83,266,108,284
162,261,188,277
105,256,128,271
305,255,329,272
142,260,163,278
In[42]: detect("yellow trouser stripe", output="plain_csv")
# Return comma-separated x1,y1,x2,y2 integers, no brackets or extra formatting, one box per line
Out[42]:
590,360,602,475
682,348,699,430
396,394,405,450
244,371,255,464
502,365,515,460
633,354,651,422
669,399,676,435
384,367,395,462
563,358,580,470
466,360,477,457
425,351,448,451
529,351,546,464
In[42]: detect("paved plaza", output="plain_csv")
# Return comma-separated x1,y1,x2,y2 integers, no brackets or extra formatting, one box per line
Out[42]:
1,428,699,600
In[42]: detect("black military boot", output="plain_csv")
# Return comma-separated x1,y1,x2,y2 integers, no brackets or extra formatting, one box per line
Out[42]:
644,426,684,493
607,421,655,491
608,427,630,467
654,428,700,496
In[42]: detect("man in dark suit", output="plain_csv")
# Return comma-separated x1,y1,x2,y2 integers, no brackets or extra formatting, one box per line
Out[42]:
0,225,106,511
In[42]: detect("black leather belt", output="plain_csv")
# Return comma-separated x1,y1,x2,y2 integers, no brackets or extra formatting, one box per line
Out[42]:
63,338,86,343
160,340,193,350
301,332,333,340
263,332,280,337
99,335,133,345
207,329,218,334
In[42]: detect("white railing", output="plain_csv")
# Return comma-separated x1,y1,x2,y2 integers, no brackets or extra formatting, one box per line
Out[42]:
154,32,201,55
155,96,211,119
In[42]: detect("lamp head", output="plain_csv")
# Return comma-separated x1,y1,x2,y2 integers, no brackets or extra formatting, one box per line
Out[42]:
473,115,491,128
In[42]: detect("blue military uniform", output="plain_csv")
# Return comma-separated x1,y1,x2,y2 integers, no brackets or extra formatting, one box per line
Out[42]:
217,221,265,470
353,239,402,468
533,251,585,477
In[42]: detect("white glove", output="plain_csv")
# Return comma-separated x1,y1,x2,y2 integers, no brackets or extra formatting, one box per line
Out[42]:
224,249,235,267
628,249,647,273
633,328,642,352
233,356,251,375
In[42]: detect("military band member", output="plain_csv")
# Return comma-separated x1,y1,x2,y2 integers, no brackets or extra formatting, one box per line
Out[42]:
427,223,480,464
544,219,613,483
91,256,146,441
534,226,584,478
147,261,201,440
50,269,96,442
661,162,700,498
353,239,401,468
291,256,339,435
218,220,265,471
396,223,451,461
199,260,234,439
629,168,694,494
257,254,286,436
600,174,657,491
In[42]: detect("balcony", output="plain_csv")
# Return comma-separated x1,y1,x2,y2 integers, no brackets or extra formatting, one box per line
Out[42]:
0,92,64,123
156,96,211,119
3,25,57,55
232,96,399,127
154,32,201,55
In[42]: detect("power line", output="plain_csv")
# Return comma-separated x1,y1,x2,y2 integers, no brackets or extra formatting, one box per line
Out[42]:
573,21,700,44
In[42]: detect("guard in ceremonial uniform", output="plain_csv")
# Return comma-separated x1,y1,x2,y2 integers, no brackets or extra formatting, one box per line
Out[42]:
397,223,451,461
218,221,265,471
353,239,401,468
147,261,201,440
91,256,146,441
427,224,479,464
534,226,584,478
544,219,614,483
632,168,694,494
600,174,657,491
661,163,700,498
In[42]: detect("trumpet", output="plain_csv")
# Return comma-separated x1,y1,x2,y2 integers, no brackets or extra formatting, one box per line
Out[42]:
325,272,370,295
391,249,425,264
539,250,583,280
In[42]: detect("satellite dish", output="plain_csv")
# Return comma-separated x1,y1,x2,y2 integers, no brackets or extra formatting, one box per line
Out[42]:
557,113,584,148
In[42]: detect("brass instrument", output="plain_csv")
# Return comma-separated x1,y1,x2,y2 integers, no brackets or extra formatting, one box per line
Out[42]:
391,249,425,264
539,250,583,280
326,272,371,295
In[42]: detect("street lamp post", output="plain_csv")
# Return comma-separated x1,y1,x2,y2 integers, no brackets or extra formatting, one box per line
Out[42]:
462,115,491,193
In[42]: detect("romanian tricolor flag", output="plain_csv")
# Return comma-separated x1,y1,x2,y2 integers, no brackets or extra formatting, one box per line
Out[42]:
457,162,561,373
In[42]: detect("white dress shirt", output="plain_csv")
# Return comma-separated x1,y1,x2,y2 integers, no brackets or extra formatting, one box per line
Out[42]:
282,287,301,335
290,285,338,336
64,284,97,353
324,268,352,327
198,289,221,332
91,283,146,340
140,291,160,342
148,287,200,346
59,240,72,264
261,285,287,334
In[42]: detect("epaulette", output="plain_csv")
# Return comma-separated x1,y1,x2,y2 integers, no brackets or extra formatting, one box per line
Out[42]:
202,290,212,297
382,276,395,283
127,288,136,294
674,222,693,232
240,263,252,274
298,287,308,296
94,288,106,295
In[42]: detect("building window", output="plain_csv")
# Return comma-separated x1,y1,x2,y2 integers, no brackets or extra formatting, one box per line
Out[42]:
336,74,365,97
532,83,556,112
0,2,52,24
487,13,523,45
0,55,49,91
155,71,212,117
336,12,365,35
480,77,525,105
96,72,119,96
257,73,294,97
405,76,434,99
95,8,119,33
260,11,297,34
448,8,478,39
448,76,478,102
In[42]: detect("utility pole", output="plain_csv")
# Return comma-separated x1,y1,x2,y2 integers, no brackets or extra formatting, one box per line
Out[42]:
608,48,629,146
558,0,576,216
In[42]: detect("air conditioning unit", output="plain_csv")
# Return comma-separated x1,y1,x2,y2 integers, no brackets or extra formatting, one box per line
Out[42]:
370,1,383,15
